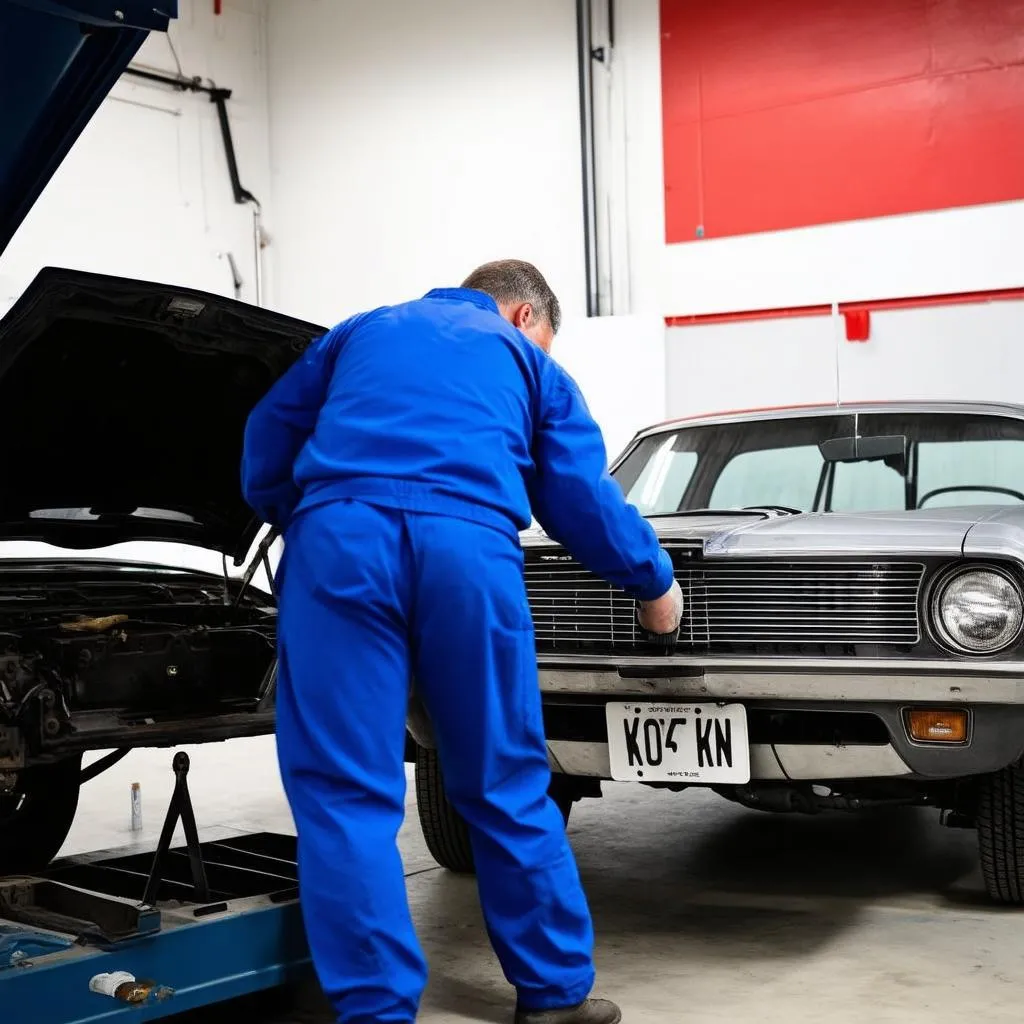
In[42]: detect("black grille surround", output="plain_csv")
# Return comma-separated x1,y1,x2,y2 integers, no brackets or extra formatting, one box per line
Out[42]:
524,543,925,655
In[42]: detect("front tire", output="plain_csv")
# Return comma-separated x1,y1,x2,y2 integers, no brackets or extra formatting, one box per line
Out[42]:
978,763,1024,904
0,756,82,874
414,745,576,874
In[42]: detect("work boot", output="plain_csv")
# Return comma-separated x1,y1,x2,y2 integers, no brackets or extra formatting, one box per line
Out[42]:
514,998,622,1024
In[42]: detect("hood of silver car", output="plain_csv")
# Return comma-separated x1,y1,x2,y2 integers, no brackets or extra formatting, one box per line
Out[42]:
522,505,1020,560
0,0,176,255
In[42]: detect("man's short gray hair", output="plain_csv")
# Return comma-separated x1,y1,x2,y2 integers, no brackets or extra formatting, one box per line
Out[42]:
462,259,562,335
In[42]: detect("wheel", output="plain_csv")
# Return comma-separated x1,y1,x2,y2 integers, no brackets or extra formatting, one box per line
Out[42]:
415,746,474,873
414,745,575,874
978,763,1024,904
0,756,82,874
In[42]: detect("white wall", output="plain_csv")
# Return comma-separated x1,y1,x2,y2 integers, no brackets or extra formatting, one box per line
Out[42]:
838,300,1024,406
554,314,666,460
265,0,586,326
0,0,272,315
665,298,1024,420
604,0,1024,320
658,202,1024,319
666,315,842,419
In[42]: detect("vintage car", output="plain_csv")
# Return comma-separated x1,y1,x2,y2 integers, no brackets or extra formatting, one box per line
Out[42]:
413,401,1024,905
0,2,324,873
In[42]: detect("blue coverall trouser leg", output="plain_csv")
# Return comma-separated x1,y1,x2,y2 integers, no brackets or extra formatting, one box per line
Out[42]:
274,500,595,1023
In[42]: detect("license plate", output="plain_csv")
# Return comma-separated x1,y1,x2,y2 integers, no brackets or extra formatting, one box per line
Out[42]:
605,702,750,784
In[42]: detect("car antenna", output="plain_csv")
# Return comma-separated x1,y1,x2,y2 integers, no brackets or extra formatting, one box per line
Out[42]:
832,301,841,407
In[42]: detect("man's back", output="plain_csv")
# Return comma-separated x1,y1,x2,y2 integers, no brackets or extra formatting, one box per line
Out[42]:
292,288,545,537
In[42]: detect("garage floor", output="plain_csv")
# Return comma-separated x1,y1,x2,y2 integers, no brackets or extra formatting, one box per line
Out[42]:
65,737,1023,1023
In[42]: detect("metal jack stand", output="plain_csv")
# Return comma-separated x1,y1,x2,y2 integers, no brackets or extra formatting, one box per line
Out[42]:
142,752,209,907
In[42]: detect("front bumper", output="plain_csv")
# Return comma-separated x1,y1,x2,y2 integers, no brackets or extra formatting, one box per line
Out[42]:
537,656,1024,783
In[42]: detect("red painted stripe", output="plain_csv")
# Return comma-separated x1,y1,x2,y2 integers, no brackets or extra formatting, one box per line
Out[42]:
841,287,1024,314
665,286,1024,328
666,304,831,327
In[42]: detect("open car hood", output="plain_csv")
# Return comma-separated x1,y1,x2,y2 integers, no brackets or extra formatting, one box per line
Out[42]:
0,0,175,255
0,267,325,561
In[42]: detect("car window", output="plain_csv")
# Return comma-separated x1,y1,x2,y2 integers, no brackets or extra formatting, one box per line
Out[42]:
613,412,1024,515
709,446,822,509
917,440,1024,506
708,448,905,512
830,460,905,511
623,435,697,515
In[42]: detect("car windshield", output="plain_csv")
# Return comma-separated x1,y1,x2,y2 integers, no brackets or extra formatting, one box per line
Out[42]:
612,411,1024,516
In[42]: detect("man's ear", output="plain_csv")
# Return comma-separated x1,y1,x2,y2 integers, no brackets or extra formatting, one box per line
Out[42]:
511,302,534,330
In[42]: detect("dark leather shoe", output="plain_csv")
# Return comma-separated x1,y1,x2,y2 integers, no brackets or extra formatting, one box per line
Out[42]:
514,998,622,1024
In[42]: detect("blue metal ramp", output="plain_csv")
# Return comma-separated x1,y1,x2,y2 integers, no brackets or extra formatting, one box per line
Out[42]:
0,755,312,1023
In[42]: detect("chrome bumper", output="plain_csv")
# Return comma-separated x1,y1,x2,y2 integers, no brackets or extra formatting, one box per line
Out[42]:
537,656,1024,781
537,656,1024,705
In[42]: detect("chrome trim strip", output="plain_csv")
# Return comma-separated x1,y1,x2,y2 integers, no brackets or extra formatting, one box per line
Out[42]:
773,743,911,780
538,664,1024,703
545,740,910,780
538,653,1024,674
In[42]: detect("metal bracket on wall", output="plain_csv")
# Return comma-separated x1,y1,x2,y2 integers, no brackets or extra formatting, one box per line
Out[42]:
122,65,264,305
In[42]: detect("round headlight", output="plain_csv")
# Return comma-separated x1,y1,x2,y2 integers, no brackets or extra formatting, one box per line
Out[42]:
933,567,1024,654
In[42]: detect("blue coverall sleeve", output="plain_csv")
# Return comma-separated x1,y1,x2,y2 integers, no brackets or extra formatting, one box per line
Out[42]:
241,317,359,531
529,366,675,601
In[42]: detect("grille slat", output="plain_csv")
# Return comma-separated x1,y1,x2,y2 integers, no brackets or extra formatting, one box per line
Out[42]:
526,548,924,653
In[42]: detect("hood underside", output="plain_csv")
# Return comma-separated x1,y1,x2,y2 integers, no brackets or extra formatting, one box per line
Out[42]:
0,267,325,561
0,0,176,255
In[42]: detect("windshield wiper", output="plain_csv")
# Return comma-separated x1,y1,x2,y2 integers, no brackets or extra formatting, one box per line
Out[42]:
653,507,800,519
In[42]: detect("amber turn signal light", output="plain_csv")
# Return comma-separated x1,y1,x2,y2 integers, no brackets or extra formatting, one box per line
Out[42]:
906,709,969,744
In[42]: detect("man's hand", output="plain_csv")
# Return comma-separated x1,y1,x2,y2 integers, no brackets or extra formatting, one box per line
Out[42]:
637,579,684,636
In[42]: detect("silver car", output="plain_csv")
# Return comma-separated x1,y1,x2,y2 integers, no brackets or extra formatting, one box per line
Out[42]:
412,401,1024,905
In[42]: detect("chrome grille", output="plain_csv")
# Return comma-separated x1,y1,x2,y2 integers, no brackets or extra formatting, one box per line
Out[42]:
525,550,924,651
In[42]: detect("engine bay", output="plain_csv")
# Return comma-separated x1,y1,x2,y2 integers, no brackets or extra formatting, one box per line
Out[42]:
0,568,277,769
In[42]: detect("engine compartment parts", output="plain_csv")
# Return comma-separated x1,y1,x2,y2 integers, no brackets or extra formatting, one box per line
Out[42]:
59,615,129,634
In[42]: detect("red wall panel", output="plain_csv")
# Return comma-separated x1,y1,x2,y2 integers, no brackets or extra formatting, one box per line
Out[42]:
661,0,1024,244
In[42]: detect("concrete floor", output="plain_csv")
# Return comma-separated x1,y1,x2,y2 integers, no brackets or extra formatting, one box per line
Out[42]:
65,737,1024,1022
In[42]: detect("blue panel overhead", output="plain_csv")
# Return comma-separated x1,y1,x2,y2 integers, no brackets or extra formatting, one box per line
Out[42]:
0,0,177,254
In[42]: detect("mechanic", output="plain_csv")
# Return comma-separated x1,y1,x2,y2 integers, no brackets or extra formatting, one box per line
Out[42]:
241,259,683,1024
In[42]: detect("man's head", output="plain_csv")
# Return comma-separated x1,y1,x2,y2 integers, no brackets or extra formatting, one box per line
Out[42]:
461,259,561,352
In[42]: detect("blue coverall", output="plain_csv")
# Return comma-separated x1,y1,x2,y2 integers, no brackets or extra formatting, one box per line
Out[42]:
241,288,673,1023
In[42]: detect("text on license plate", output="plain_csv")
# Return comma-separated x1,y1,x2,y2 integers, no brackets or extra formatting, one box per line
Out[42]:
604,702,750,784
